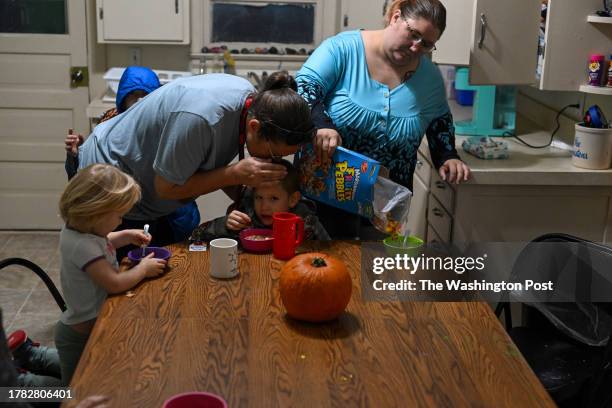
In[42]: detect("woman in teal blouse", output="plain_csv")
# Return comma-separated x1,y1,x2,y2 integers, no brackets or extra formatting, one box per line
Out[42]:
297,0,471,238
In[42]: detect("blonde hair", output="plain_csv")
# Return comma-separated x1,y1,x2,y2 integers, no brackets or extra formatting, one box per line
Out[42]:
384,0,446,34
59,164,141,232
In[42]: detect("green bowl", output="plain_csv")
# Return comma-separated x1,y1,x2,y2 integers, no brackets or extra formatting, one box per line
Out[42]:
383,235,424,257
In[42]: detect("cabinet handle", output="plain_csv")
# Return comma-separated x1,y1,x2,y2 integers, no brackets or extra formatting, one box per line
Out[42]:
435,181,446,189
432,208,444,217
478,13,487,49
175,0,179,14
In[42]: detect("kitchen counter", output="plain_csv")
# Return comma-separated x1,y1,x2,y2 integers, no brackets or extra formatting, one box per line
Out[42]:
455,133,612,186
444,100,612,187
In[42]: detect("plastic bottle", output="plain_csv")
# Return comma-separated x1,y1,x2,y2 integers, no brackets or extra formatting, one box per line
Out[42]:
607,55,612,88
588,54,605,86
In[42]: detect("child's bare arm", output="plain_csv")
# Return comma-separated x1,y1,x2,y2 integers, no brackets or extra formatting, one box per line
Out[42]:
108,229,150,249
84,254,166,294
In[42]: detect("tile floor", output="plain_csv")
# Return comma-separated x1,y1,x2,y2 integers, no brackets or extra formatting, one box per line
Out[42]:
0,231,62,347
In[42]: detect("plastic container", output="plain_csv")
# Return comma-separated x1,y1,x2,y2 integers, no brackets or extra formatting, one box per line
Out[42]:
127,247,172,263
103,67,192,94
587,54,605,86
607,55,612,88
239,228,273,253
456,89,475,106
162,392,228,408
383,235,424,257
572,123,612,170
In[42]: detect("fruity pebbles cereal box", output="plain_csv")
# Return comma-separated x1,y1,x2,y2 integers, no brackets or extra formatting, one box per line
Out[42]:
295,144,381,218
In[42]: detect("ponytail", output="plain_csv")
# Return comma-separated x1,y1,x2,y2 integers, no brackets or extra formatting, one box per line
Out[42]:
249,71,313,146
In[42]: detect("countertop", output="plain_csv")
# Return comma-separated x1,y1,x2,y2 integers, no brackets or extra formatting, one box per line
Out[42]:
445,100,612,187
452,132,612,187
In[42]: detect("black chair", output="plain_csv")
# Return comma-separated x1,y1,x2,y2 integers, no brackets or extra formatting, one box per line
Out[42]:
495,233,612,408
0,258,66,312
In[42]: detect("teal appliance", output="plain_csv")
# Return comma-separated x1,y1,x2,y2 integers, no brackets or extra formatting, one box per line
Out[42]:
454,68,516,136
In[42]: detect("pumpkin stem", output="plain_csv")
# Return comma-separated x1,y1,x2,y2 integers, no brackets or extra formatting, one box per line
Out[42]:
311,257,327,267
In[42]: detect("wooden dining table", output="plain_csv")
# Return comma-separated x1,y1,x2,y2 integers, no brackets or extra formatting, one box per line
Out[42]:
66,241,555,408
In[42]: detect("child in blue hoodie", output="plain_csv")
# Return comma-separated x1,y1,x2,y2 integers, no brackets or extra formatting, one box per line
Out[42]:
64,66,199,243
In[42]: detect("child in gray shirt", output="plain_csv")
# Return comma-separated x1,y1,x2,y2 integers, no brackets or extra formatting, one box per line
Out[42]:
55,163,167,385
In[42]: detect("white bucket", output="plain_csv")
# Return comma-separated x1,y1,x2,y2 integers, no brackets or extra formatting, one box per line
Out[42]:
572,123,612,170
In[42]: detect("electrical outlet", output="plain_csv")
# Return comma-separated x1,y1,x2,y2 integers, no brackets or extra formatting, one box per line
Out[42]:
129,47,142,66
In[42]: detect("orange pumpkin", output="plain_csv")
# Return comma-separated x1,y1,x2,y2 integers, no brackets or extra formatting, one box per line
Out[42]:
279,252,352,322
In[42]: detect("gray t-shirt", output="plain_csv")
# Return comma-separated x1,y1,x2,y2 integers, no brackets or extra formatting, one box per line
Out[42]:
59,226,116,325
79,74,255,220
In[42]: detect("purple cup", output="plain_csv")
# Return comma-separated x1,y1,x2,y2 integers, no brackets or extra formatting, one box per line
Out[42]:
127,247,171,263
162,392,228,408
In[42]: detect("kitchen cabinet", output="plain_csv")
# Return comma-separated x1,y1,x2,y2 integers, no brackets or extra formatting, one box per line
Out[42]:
406,152,430,240
416,135,612,245
96,0,190,44
434,0,612,91
340,0,386,31
433,0,540,85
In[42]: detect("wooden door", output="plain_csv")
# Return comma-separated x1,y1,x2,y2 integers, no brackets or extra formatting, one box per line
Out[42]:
0,0,89,229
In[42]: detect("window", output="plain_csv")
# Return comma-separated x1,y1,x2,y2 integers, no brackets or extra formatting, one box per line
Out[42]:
212,3,314,44
202,0,324,49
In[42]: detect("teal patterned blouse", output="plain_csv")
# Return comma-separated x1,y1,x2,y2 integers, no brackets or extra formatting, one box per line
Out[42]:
297,30,460,190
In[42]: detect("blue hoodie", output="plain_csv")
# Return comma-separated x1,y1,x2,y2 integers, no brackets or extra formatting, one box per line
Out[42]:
116,66,161,112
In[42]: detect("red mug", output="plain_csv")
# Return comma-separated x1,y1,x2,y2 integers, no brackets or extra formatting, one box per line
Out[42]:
272,212,304,260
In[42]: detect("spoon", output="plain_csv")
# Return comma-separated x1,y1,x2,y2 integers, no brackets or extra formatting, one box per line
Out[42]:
142,224,150,257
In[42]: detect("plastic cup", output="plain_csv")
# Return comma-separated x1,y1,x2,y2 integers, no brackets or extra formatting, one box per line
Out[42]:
383,235,424,257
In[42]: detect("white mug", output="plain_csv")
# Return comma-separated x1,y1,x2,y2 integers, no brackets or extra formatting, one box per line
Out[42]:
209,238,239,279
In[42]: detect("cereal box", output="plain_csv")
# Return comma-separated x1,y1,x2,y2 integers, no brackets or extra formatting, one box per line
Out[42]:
296,144,381,217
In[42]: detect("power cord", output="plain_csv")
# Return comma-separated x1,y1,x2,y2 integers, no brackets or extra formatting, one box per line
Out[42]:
504,103,580,149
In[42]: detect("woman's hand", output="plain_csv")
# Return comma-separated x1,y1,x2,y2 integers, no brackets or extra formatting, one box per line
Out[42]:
232,157,287,188
65,128,84,157
313,128,342,163
439,159,471,184
226,210,252,231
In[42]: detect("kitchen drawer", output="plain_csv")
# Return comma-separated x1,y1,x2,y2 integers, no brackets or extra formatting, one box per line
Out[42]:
414,151,431,188
430,170,455,213
428,194,452,242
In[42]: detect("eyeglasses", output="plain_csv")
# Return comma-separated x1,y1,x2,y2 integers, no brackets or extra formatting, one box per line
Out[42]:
402,17,437,52
265,138,284,163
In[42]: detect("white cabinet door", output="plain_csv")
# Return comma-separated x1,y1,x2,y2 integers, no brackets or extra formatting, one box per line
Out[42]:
432,0,475,66
96,0,189,44
340,0,386,31
469,0,540,85
540,0,612,91
406,174,429,241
